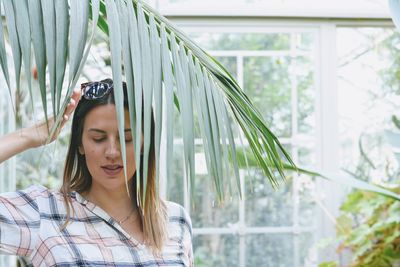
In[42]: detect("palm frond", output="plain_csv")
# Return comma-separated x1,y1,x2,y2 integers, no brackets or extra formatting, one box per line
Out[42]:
0,0,294,202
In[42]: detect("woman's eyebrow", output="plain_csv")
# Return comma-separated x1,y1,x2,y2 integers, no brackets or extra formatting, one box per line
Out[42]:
88,129,132,133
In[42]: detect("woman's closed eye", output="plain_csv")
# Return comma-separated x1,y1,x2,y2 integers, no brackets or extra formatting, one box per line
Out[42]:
93,137,106,143
92,137,132,143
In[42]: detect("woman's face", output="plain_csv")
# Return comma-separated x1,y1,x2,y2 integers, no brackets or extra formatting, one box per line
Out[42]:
79,104,137,193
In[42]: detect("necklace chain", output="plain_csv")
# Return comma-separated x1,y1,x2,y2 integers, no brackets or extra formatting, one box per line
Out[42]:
84,194,137,225
117,208,136,225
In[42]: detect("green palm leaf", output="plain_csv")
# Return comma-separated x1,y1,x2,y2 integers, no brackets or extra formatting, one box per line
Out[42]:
0,0,294,202
28,0,48,124
3,0,21,115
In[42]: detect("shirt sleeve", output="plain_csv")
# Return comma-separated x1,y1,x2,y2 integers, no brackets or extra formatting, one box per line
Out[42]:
0,185,43,257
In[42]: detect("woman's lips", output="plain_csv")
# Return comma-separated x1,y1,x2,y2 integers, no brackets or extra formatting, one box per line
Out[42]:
101,165,123,176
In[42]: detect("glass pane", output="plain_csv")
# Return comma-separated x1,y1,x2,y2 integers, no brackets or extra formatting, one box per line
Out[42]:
214,56,237,80
191,154,239,227
298,145,316,167
296,32,315,52
245,234,293,267
194,234,238,266
189,33,291,51
299,232,317,266
337,27,399,183
244,56,292,137
191,143,239,227
296,56,315,135
245,168,293,226
298,174,317,227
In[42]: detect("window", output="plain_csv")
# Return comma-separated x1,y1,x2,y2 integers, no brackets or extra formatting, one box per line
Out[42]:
166,25,319,266
154,0,389,18
337,27,399,182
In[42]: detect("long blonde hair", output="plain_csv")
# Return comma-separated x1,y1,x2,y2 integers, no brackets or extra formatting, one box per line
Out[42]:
60,79,167,254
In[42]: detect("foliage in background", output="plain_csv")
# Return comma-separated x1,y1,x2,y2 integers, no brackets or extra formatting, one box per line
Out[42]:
334,185,400,267
320,117,400,267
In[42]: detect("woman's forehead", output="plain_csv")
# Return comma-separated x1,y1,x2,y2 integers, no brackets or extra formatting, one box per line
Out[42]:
83,105,131,130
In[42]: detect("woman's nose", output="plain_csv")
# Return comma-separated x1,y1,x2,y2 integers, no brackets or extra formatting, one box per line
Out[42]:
105,139,120,158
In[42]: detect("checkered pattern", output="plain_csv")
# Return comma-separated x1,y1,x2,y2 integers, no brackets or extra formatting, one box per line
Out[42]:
0,185,193,266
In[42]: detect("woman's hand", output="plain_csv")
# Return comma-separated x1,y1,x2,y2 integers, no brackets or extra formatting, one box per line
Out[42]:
26,88,81,148
0,88,81,164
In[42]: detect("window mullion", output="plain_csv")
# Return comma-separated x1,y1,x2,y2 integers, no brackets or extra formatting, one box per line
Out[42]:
315,23,341,264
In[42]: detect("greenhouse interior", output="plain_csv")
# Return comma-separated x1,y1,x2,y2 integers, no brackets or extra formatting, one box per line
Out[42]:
0,0,399,266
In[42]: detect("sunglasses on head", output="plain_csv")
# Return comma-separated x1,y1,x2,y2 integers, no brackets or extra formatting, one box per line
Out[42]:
81,81,113,100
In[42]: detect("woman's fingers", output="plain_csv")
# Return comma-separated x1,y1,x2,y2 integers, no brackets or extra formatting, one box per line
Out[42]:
59,89,80,132
62,88,81,123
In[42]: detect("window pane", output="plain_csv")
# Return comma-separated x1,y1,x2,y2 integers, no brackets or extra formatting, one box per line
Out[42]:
299,232,317,266
298,174,317,226
245,234,293,267
298,145,316,167
244,56,292,137
337,27,399,182
193,234,238,266
296,56,315,135
214,56,237,80
189,33,291,51
296,32,315,52
191,174,239,227
245,168,293,226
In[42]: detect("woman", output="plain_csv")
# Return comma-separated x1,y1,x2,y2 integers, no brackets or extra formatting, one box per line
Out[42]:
0,79,193,266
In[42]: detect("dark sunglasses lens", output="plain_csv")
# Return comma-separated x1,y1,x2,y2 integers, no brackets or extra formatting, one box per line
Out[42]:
84,82,110,99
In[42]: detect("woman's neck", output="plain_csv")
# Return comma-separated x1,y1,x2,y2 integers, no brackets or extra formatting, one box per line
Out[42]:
83,185,138,217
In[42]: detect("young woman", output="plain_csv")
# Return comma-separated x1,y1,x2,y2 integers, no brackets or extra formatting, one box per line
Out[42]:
0,79,193,266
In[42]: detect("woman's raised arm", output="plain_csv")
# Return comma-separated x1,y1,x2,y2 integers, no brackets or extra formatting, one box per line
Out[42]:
0,88,81,164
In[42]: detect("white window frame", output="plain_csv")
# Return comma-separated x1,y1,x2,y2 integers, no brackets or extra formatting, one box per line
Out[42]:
160,17,395,266
153,0,390,19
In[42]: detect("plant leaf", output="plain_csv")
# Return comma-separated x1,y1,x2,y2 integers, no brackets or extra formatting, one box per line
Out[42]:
40,0,56,118
105,0,128,194
54,0,69,113
126,0,143,203
177,41,195,198
149,14,163,195
3,0,21,95
69,0,89,84
160,23,175,197
137,1,153,204
286,165,400,201
0,0,12,104
28,0,48,124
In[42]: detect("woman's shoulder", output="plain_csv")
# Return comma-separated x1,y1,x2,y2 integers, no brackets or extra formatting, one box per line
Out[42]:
164,201,189,217
163,201,192,231
0,184,67,207
1,184,49,198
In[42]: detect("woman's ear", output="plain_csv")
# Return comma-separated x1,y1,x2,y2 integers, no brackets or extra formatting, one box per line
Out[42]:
78,146,85,155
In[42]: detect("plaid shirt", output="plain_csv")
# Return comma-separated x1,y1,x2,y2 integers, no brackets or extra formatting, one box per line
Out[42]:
0,185,193,266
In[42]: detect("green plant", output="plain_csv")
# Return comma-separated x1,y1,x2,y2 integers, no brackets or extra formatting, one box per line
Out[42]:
0,0,293,202
319,118,400,267
334,186,400,267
